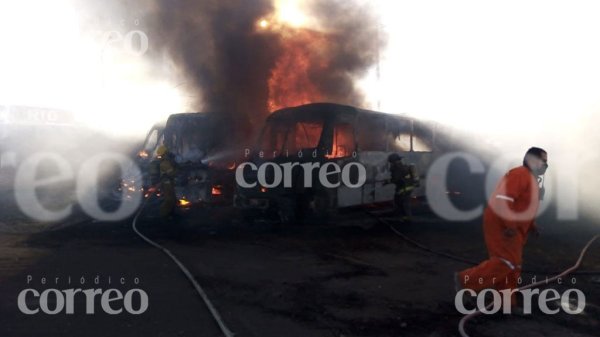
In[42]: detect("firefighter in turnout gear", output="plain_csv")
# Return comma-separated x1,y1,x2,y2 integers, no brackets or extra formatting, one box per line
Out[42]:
388,153,419,222
155,145,178,218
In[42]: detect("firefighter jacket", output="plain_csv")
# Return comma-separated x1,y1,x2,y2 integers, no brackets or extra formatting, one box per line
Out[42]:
390,162,418,194
159,154,177,183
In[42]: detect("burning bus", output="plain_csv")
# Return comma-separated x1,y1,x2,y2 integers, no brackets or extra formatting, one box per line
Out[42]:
234,102,452,222
133,112,240,207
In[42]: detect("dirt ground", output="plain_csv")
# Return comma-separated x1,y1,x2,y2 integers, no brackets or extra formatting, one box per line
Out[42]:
1,173,599,337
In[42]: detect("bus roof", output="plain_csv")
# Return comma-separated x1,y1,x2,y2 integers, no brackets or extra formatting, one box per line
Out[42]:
267,102,415,122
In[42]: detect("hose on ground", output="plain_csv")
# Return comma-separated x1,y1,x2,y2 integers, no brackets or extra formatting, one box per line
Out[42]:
457,234,599,337
366,212,599,337
132,198,235,337
366,211,600,276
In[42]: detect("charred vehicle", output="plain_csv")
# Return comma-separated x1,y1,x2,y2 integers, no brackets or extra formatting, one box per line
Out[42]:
134,113,238,207
234,103,446,222
131,122,165,190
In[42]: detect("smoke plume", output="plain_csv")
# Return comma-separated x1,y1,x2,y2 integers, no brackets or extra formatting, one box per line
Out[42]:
122,0,384,130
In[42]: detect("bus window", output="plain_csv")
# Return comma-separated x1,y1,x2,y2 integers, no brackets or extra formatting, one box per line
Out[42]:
356,115,386,151
292,122,323,151
393,133,412,151
174,119,214,161
391,131,432,152
260,120,287,155
327,123,354,158
385,117,411,152
412,136,432,152
260,119,323,155
413,122,434,152
144,129,159,151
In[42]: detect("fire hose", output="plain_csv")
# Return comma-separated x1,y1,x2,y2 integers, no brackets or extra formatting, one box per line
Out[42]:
366,212,600,337
129,187,597,337
458,234,599,337
366,211,600,275
132,197,235,337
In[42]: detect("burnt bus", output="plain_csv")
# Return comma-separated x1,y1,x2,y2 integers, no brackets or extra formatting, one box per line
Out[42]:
134,113,239,206
234,102,447,222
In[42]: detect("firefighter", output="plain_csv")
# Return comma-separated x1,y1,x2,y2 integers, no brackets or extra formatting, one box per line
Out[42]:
387,153,419,222
155,145,178,218
456,147,548,308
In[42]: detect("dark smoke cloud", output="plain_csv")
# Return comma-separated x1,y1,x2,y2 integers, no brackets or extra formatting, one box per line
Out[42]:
143,0,278,130
147,0,383,115
79,0,384,132
305,0,384,107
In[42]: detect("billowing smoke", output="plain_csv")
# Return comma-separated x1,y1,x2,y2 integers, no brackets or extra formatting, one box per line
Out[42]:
307,0,382,105
140,0,277,130
267,0,383,112
116,0,384,131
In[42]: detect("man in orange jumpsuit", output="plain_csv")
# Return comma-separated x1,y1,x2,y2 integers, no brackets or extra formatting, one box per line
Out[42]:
457,147,548,306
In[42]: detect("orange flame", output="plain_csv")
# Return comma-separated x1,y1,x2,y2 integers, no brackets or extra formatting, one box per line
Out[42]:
268,29,328,112
324,123,353,159
211,185,223,196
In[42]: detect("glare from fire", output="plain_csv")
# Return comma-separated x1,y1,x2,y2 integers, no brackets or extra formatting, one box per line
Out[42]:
256,0,332,112
273,0,311,28
211,185,223,196
258,19,270,29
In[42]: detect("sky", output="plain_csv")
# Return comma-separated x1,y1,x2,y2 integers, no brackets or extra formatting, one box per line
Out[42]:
366,0,600,139
2,0,600,140
364,1,600,221
0,0,187,136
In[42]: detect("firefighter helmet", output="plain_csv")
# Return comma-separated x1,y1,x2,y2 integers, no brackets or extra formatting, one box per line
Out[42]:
156,145,168,156
388,153,402,163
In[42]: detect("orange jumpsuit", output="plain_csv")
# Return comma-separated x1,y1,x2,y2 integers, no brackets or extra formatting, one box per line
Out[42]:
459,166,540,301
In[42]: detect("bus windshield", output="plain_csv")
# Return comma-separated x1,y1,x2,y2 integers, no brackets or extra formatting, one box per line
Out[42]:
260,118,324,155
164,117,215,162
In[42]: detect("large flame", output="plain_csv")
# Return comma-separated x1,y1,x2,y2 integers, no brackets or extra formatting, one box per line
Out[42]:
256,0,333,112
267,28,328,111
